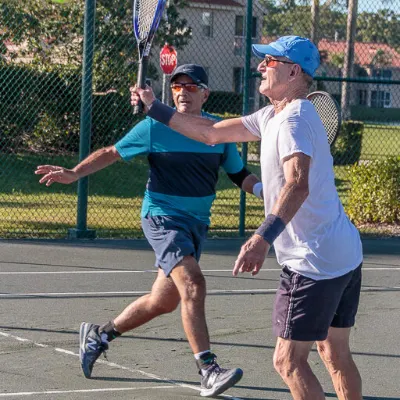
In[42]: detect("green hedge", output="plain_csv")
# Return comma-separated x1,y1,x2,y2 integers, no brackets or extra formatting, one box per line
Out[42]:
351,106,400,122
331,121,364,165
346,156,400,224
0,64,141,153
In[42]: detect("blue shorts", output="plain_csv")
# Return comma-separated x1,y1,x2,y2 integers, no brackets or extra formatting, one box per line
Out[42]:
273,263,362,341
141,214,208,276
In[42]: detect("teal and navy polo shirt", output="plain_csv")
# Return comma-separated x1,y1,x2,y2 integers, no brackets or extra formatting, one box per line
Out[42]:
114,112,244,225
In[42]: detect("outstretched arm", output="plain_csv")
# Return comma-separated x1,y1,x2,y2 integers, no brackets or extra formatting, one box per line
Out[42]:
35,145,121,186
133,86,259,145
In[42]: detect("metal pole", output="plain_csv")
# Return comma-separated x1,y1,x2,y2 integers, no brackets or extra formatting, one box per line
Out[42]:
161,73,171,105
341,0,358,120
239,0,253,237
68,0,96,239
310,0,320,45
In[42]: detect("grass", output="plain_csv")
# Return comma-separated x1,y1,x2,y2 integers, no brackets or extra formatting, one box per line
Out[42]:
361,124,400,160
0,123,399,238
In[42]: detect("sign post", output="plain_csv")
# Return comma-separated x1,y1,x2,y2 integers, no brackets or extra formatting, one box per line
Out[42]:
160,43,177,105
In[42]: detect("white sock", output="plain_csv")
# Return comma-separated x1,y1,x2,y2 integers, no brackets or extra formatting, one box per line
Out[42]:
194,350,211,360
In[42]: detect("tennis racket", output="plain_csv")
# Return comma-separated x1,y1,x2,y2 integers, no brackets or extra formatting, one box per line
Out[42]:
133,0,167,114
307,91,341,146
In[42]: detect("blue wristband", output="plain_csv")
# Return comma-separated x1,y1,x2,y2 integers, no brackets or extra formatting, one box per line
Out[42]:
255,214,286,245
147,99,176,125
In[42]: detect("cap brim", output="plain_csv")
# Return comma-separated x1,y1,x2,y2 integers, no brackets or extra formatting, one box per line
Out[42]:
252,44,285,59
171,72,201,85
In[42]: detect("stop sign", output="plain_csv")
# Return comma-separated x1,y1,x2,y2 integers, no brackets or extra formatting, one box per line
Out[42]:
160,44,177,75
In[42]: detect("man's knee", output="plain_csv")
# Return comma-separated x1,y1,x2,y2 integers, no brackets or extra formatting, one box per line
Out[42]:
171,258,206,303
273,338,313,380
317,327,353,368
317,340,351,369
180,272,206,303
273,345,303,379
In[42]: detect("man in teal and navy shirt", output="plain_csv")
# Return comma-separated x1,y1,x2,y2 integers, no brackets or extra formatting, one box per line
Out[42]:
35,64,262,397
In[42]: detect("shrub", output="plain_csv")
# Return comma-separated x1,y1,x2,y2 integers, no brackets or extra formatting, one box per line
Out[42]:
331,121,364,165
346,156,400,224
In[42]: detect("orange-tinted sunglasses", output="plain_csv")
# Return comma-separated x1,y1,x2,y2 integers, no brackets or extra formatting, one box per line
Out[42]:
264,55,295,68
170,83,207,93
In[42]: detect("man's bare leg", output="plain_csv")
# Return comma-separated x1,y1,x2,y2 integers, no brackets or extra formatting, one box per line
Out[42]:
273,337,325,400
317,327,362,400
169,255,209,353
114,268,180,333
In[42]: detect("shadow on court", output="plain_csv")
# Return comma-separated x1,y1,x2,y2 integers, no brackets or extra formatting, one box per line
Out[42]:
0,238,399,399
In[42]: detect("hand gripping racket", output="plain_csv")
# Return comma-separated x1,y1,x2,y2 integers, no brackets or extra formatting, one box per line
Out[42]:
133,0,167,114
307,91,341,146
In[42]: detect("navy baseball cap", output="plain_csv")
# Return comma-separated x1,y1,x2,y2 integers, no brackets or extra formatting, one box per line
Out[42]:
170,64,208,86
252,36,320,77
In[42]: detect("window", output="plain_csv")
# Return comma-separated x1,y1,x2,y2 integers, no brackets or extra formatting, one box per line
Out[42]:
357,90,367,106
371,91,391,108
202,12,213,38
234,16,257,38
372,69,392,80
235,15,244,36
234,16,258,55
233,67,256,111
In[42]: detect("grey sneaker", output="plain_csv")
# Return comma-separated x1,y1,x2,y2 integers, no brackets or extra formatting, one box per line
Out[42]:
197,355,243,397
79,322,108,378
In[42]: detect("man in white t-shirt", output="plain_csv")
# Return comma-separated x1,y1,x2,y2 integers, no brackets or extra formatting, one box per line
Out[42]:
132,36,363,400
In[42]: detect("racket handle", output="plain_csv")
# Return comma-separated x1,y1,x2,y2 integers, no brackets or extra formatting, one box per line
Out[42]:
133,57,149,115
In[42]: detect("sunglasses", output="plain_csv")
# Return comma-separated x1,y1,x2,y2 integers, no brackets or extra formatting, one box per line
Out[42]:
170,83,207,93
264,55,295,68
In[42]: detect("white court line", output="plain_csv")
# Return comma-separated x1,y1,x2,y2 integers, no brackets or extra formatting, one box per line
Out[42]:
0,331,243,400
0,289,276,297
0,286,399,298
0,267,399,275
0,387,176,397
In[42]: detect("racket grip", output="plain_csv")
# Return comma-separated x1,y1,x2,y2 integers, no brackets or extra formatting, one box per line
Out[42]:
133,56,149,115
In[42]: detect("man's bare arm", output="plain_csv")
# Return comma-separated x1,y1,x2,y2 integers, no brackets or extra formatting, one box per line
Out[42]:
135,86,259,145
242,174,262,196
71,146,121,179
270,152,310,224
35,146,121,186
168,113,259,145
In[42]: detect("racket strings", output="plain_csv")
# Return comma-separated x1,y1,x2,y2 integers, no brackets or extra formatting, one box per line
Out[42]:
308,95,340,145
135,0,161,40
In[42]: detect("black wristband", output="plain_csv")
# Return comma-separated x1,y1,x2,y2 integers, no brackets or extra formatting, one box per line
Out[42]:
147,99,176,125
255,214,286,245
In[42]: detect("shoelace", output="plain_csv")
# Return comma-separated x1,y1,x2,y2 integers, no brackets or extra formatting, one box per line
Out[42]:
206,361,223,376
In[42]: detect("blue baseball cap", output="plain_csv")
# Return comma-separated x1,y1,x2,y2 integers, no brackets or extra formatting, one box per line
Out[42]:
252,36,320,77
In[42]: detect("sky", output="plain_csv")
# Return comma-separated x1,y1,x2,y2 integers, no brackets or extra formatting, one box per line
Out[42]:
357,0,397,13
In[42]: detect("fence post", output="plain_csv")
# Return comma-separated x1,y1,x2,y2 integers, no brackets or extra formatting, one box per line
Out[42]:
239,0,253,237
68,0,97,239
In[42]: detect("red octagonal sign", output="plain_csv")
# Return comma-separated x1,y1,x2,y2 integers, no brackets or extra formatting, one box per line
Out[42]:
160,44,177,75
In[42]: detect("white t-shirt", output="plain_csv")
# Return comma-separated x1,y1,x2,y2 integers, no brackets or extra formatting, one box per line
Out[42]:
242,99,362,280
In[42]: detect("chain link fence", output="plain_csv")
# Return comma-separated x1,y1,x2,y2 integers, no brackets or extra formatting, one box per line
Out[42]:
0,0,399,238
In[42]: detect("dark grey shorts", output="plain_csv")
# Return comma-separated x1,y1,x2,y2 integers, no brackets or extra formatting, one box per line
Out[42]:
141,214,208,276
273,263,362,341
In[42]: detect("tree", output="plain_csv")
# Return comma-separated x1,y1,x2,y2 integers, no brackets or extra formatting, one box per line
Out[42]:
357,10,400,52
0,0,191,90
261,0,347,41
